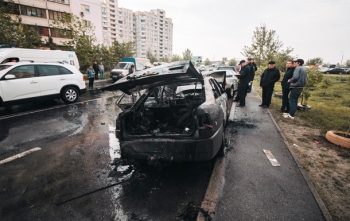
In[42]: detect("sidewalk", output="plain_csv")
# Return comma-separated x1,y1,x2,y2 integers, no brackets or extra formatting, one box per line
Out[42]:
214,90,329,220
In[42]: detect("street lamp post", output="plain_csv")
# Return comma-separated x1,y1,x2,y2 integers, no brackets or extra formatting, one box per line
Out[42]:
340,51,344,66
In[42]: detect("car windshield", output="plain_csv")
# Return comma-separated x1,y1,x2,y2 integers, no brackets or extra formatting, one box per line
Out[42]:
114,62,129,69
0,65,12,71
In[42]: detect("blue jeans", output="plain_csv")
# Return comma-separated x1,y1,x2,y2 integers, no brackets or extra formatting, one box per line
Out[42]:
289,88,303,117
99,70,104,79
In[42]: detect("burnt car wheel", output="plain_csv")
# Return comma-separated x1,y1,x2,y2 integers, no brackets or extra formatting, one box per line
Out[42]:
61,87,79,104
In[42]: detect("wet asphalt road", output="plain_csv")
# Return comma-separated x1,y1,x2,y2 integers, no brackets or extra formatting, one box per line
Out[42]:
0,81,215,221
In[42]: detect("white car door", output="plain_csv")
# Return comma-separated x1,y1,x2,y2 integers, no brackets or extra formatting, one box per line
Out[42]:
37,65,72,96
0,65,41,101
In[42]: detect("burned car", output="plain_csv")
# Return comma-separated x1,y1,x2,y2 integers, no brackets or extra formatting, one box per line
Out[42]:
103,61,228,162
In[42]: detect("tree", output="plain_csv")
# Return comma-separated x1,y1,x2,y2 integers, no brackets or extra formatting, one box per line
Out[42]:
182,48,192,61
273,49,294,71
204,58,211,66
345,59,350,67
300,69,323,105
171,54,181,62
242,24,293,67
229,59,237,66
306,57,323,66
0,1,41,48
147,50,158,64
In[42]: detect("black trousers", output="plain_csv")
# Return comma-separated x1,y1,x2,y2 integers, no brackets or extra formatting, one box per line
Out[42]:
88,78,94,88
281,86,290,111
94,70,99,79
238,83,248,106
261,86,274,107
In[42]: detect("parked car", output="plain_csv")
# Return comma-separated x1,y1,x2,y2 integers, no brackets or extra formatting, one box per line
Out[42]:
0,61,86,106
102,61,228,162
198,65,206,71
217,66,235,71
321,68,346,74
208,70,238,98
341,68,350,74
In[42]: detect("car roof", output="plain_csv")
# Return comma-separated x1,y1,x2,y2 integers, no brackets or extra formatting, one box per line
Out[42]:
102,61,203,94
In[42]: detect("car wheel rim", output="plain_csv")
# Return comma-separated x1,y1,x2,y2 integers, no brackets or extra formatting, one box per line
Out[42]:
65,89,77,101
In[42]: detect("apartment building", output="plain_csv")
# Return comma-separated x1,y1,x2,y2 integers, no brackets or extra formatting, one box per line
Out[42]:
133,9,173,60
4,0,103,46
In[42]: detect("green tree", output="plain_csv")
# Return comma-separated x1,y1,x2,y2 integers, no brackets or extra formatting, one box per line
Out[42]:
160,55,169,62
0,1,41,48
110,41,134,63
300,69,323,105
147,50,158,64
171,54,181,62
204,58,211,66
273,49,294,71
306,57,323,66
182,48,192,61
320,78,332,94
241,24,293,67
228,59,237,66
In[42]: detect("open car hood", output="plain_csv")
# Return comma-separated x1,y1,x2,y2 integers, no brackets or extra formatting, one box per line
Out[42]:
102,61,202,94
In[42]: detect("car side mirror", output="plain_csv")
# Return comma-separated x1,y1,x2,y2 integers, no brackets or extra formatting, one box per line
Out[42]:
5,74,16,79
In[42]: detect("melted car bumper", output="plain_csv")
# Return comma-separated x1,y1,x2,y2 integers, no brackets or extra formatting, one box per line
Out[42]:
120,125,223,161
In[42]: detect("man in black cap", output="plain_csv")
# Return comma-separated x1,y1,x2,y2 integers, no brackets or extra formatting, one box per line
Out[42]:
283,59,307,119
236,60,250,107
246,57,257,93
259,61,280,108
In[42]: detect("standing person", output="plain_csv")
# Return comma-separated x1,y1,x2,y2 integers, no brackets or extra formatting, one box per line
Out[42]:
86,65,95,90
236,60,250,107
280,60,295,113
129,64,135,75
246,57,257,93
93,61,99,80
259,61,280,108
283,59,307,119
99,62,105,80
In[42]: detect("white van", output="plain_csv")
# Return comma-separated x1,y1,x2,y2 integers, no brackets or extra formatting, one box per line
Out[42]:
0,48,80,70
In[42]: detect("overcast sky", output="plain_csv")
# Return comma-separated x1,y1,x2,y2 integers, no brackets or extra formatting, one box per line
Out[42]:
119,0,349,65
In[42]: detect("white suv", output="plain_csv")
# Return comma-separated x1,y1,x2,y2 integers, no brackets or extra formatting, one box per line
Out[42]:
0,62,86,106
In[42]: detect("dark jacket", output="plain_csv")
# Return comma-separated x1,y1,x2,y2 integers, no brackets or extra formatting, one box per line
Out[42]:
281,67,295,88
238,65,251,85
260,67,280,87
249,62,258,81
93,63,99,72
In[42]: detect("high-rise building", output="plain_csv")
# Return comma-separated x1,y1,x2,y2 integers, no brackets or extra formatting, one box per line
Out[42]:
133,9,173,60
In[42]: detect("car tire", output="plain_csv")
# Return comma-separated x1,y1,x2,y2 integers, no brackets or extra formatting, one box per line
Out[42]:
61,87,79,104
217,132,225,157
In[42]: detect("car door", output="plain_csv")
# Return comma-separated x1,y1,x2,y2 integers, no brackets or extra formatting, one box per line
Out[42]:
0,64,40,101
36,65,72,96
209,78,228,123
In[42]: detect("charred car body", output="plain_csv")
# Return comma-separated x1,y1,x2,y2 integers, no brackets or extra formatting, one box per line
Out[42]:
103,61,228,162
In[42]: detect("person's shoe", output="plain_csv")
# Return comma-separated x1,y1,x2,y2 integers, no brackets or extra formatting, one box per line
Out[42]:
283,113,294,119
259,104,264,107
262,105,269,108
236,104,245,107
282,113,289,117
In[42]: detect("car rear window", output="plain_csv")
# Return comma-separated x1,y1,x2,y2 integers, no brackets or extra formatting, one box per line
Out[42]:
58,66,73,75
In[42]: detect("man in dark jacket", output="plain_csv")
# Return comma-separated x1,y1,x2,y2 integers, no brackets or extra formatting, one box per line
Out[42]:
237,60,250,107
259,61,280,108
247,57,257,93
93,61,99,79
280,60,295,113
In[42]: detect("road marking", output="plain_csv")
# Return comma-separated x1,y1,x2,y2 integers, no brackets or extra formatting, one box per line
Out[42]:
0,147,41,165
263,150,281,166
228,102,237,121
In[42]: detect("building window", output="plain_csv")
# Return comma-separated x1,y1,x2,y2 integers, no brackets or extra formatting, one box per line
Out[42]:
48,10,67,20
25,25,49,36
21,6,46,18
48,0,70,5
81,4,90,13
50,28,72,38
1,2,20,15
